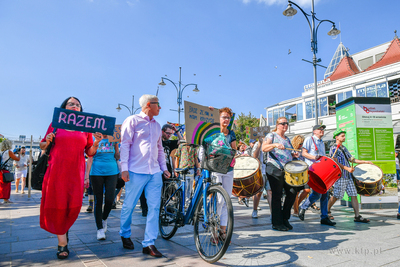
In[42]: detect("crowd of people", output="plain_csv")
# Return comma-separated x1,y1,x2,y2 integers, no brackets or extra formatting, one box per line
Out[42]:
0,94,399,261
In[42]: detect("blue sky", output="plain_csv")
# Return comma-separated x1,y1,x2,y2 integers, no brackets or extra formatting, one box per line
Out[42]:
1,0,399,140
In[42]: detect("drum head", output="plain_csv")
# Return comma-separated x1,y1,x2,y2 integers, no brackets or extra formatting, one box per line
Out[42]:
234,157,260,179
353,164,383,184
284,161,308,174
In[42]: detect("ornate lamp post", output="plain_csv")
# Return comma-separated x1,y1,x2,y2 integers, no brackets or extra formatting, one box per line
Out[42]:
283,0,340,125
116,95,141,115
158,67,199,124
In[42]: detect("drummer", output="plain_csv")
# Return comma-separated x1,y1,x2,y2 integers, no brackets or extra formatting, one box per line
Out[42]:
327,129,373,223
298,125,336,226
262,117,299,231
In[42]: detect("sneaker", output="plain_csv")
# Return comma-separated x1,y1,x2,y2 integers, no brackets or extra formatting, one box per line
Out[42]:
86,205,93,213
102,220,107,232
252,210,258,218
257,206,262,211
298,208,306,221
97,229,106,240
210,236,218,246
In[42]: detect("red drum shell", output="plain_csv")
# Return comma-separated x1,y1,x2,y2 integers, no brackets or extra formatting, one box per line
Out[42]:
307,156,342,194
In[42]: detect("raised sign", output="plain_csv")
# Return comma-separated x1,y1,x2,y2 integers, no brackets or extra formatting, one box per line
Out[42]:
108,124,121,142
52,107,116,135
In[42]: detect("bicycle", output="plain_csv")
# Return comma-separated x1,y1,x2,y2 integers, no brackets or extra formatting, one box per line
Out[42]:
159,143,235,263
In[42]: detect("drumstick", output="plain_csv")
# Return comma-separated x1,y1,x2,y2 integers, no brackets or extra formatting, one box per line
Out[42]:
331,143,340,158
285,148,301,152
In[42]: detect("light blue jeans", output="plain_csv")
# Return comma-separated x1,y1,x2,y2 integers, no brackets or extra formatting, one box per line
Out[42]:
119,171,162,247
300,190,329,220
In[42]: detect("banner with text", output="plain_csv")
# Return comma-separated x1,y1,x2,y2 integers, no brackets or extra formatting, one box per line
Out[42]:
184,101,220,145
52,107,116,135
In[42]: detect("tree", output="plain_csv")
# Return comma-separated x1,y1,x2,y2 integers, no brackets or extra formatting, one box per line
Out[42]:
234,112,259,145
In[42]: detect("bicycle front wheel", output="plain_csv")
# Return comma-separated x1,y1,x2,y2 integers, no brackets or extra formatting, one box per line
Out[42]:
159,181,181,240
193,185,234,263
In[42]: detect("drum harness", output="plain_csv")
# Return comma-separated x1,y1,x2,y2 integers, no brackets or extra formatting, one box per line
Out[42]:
267,133,296,170
337,146,356,181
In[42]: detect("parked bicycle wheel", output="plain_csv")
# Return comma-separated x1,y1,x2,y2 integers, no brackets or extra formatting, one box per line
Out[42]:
193,185,234,263
159,181,181,239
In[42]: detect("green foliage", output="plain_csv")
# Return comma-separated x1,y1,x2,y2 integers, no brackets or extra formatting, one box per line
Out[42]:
0,137,5,143
234,112,259,144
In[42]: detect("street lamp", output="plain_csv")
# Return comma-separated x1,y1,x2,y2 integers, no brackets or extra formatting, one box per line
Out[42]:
116,95,141,115
283,0,340,125
158,67,199,124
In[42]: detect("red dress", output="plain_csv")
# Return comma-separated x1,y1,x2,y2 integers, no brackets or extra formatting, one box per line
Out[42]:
40,124,94,235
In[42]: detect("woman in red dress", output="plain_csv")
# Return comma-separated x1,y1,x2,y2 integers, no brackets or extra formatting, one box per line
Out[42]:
40,97,102,259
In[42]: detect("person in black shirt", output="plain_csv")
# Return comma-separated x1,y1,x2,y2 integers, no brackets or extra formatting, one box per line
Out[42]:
161,124,183,177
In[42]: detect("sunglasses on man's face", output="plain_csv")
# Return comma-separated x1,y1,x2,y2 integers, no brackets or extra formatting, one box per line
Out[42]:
150,102,160,107
278,122,289,126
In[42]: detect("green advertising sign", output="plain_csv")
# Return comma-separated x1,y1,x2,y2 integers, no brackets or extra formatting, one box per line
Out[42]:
336,97,396,204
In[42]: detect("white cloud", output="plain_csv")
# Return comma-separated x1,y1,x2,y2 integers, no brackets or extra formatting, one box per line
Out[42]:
126,0,139,7
242,0,320,8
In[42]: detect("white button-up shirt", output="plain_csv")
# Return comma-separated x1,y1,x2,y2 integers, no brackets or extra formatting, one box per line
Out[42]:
120,111,167,175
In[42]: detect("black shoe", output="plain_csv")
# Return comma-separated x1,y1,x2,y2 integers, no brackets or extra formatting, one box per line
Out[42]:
86,205,93,213
397,213,400,220
283,220,293,230
142,210,148,217
272,224,288,231
299,208,306,221
111,203,117,210
57,245,69,260
321,217,336,226
121,237,134,249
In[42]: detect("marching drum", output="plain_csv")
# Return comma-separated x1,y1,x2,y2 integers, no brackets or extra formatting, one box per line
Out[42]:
284,161,309,187
232,156,264,198
307,156,342,194
352,163,383,196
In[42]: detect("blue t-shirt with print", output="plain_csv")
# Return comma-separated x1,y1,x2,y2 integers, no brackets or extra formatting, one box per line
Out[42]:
90,139,119,176
225,130,236,172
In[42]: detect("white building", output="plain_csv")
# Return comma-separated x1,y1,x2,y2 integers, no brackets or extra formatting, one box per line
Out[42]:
265,35,400,149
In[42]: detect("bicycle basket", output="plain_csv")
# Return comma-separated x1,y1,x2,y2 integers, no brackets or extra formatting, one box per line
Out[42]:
201,143,235,174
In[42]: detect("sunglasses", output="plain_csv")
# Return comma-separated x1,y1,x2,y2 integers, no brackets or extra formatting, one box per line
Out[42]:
150,102,160,107
278,122,289,126
67,102,81,108
164,131,174,136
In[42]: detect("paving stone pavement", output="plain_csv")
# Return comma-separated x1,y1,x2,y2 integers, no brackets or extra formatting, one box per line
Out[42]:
1,185,400,267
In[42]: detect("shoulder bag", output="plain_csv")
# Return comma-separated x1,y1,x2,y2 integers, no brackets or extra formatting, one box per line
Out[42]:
32,129,56,190
1,151,14,183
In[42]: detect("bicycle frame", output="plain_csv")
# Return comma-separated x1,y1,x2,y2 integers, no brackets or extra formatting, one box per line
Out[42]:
162,169,212,226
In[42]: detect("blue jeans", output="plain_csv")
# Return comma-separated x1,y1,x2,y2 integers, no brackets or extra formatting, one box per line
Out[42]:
301,190,329,219
119,171,162,247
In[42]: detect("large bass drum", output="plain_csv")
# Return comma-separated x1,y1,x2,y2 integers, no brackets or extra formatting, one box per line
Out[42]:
307,156,342,194
353,163,383,196
232,156,264,198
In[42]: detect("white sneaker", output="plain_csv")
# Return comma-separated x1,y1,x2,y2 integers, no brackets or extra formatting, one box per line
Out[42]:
97,229,106,240
102,220,107,232
252,210,258,218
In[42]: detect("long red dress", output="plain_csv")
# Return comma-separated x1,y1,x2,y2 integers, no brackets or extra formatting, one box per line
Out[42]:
40,124,94,235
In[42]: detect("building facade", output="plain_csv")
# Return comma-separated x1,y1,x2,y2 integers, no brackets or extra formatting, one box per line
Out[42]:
265,35,400,149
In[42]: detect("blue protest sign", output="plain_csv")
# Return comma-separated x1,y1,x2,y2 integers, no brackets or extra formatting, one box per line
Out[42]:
51,107,116,135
